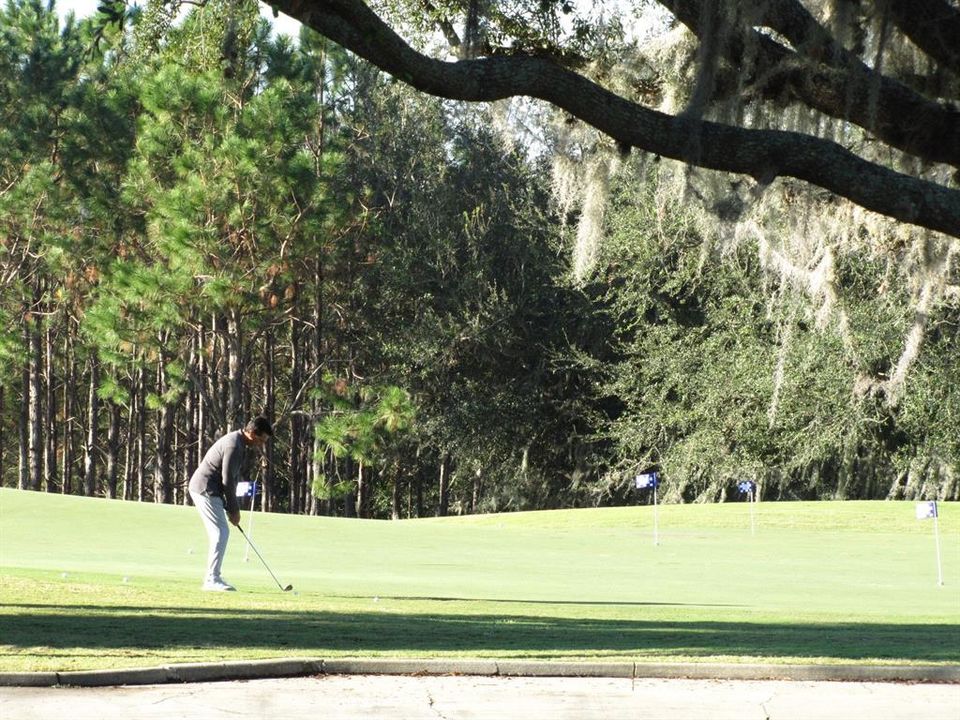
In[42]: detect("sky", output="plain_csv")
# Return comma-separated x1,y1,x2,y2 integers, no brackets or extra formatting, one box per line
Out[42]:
55,2,665,51
54,0,304,38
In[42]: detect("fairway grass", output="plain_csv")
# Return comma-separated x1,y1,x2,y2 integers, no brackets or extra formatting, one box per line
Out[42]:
1,488,958,672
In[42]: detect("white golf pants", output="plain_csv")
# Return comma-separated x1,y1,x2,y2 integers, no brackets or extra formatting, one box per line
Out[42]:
190,491,230,583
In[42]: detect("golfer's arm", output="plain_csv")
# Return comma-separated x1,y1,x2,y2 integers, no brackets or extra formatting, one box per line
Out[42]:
221,444,241,515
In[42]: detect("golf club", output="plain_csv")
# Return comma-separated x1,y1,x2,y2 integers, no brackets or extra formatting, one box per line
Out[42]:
237,525,293,592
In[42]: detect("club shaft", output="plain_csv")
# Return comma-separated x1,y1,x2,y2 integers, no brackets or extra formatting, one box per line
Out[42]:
238,526,288,591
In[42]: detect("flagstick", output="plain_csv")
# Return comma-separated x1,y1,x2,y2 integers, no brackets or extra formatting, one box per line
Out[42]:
933,511,944,587
749,488,756,536
244,479,257,563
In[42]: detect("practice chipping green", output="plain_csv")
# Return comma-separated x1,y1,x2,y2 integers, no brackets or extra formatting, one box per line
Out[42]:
0,488,957,672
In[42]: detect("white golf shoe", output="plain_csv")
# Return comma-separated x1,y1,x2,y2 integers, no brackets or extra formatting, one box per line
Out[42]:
202,578,237,592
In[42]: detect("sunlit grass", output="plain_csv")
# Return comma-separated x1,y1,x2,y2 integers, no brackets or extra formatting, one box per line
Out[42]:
1,489,957,671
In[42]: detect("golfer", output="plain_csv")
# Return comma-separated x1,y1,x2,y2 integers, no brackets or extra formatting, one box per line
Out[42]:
189,416,272,591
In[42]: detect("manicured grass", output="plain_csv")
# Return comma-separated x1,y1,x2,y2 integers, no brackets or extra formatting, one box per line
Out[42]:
1,488,957,672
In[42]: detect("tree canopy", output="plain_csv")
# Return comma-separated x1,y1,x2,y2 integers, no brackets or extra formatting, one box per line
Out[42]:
263,0,959,237
2,0,957,513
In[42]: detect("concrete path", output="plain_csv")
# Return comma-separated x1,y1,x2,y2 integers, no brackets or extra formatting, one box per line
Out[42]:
2,674,959,720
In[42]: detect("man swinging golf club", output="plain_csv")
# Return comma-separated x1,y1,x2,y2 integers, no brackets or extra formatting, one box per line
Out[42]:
189,415,272,591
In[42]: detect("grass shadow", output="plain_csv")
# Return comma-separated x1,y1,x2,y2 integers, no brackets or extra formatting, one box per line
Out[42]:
1,603,957,663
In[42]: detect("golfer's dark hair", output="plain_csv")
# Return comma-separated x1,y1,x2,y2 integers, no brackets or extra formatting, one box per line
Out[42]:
246,415,273,437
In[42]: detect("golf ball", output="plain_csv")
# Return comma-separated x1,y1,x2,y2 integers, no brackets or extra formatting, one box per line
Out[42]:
293,591,299,596
122,576,129,584
187,548,194,555
61,572,68,579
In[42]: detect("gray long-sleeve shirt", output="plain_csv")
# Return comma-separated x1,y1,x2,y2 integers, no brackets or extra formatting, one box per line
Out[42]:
188,430,248,514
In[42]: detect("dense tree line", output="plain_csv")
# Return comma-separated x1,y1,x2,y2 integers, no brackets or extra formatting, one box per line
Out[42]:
590,161,959,503
0,0,956,516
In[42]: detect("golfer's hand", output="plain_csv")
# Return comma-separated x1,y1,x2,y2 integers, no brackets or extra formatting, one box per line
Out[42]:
228,510,241,526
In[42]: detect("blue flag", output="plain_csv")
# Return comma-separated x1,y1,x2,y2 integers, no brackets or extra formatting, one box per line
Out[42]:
915,501,938,520
236,481,256,498
738,480,756,495
635,472,659,489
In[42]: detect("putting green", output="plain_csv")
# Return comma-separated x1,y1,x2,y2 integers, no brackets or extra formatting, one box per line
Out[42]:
1,488,957,671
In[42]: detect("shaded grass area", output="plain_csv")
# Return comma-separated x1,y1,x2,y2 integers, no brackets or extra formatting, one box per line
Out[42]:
4,599,959,668
2,576,958,670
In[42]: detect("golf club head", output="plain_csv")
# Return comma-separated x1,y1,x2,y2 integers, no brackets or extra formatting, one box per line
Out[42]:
283,584,293,592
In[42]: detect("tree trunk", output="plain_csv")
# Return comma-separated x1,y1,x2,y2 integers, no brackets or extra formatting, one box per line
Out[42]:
172,415,181,505
135,366,147,501
209,313,227,436
154,413,173,503
416,466,424,518
343,457,355,518
472,468,482,515
183,369,196,506
27,302,42,491
60,333,75,495
123,388,134,501
227,310,242,428
355,460,365,518
18,331,29,490
105,402,120,499
195,320,212,468
438,453,449,517
391,465,401,520
262,337,275,514
155,355,175,504
309,434,323,516
289,315,303,514
316,437,331,516
83,359,100,497
43,319,57,492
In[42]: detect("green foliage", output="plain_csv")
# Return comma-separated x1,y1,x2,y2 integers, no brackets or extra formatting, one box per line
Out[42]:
96,375,130,406
316,69,609,512
0,0,136,384
314,380,415,467
84,8,332,375
311,474,354,501
1,0,956,512
588,157,959,503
